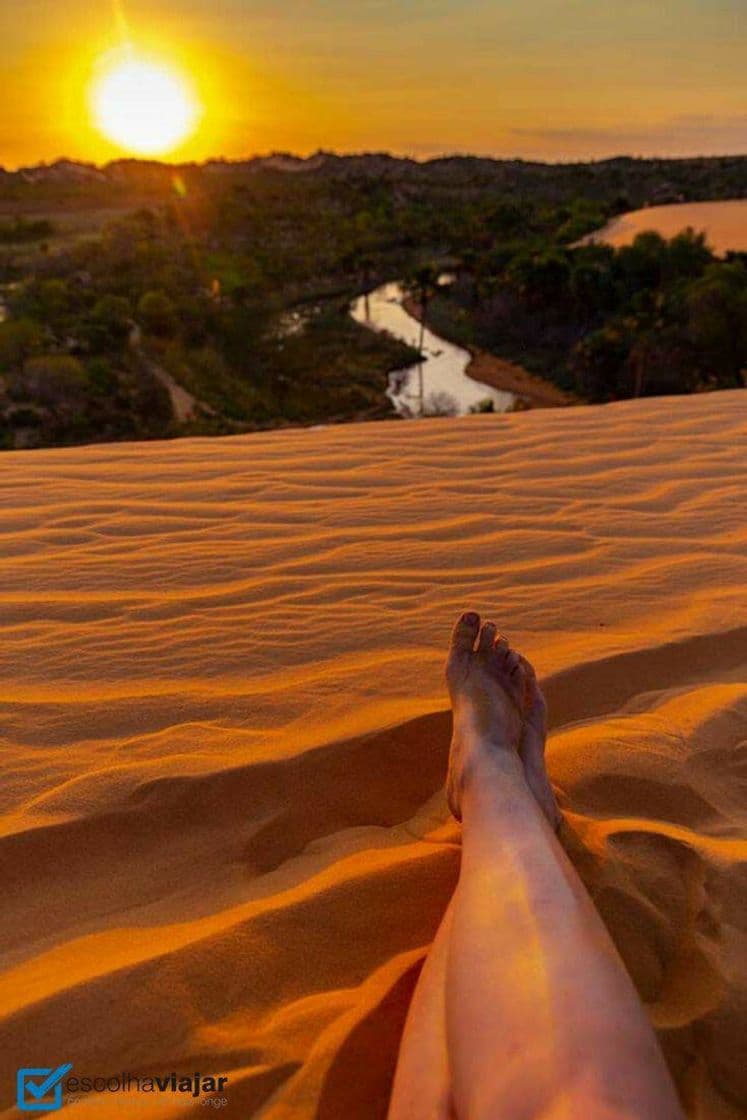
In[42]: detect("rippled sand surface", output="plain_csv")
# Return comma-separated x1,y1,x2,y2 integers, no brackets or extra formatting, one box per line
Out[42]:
584,198,747,255
1,391,746,1118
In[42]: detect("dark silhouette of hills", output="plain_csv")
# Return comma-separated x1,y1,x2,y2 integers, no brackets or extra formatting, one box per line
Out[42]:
1,151,743,214
3,149,745,183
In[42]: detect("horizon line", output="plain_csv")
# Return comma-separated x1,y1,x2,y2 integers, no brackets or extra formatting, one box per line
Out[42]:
3,147,747,175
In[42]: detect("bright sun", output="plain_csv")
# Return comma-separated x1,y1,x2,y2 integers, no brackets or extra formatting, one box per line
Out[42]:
91,52,200,156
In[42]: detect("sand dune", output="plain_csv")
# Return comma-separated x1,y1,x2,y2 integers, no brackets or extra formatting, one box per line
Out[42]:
1,390,746,1119
584,199,747,255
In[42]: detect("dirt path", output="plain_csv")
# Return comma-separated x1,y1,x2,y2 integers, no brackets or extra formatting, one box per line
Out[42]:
129,326,215,423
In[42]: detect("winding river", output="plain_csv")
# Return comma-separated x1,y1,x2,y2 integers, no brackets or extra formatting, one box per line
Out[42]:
351,281,515,417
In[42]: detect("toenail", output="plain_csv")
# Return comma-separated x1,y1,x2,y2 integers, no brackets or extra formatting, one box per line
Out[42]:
462,612,479,626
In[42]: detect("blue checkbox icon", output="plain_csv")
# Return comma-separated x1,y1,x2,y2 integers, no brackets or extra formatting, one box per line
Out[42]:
17,1064,73,1112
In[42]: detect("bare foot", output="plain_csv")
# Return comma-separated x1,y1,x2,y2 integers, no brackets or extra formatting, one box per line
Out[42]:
445,612,528,820
445,612,561,829
518,655,562,830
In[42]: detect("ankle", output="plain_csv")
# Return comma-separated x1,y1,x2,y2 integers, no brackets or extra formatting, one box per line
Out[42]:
453,706,521,752
459,741,547,826
460,738,525,795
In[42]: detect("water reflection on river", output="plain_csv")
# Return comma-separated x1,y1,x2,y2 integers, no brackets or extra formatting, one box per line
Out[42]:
351,281,515,417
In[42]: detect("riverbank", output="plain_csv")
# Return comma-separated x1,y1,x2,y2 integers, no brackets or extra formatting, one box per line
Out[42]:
352,283,516,416
403,296,576,409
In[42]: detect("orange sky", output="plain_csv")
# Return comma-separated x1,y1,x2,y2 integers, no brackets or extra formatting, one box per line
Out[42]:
1,0,745,168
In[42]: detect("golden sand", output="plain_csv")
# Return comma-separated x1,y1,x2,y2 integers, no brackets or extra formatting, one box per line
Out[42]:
1,390,746,1118
585,199,747,256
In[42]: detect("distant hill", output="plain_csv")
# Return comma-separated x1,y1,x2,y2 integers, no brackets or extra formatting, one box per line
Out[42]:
15,159,109,184
3,150,746,208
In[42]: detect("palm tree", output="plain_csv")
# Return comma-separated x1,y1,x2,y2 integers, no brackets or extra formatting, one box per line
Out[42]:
359,253,374,320
405,264,438,414
460,248,483,307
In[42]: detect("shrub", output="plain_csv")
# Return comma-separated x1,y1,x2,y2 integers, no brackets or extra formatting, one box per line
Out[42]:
0,319,43,371
137,290,177,336
19,354,88,407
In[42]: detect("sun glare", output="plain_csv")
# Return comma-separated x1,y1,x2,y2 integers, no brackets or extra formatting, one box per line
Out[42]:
90,52,200,156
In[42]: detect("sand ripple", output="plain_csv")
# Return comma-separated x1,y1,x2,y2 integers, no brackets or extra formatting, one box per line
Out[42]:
1,391,746,1117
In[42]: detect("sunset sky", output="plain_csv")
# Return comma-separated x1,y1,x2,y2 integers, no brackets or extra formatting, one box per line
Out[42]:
2,0,745,168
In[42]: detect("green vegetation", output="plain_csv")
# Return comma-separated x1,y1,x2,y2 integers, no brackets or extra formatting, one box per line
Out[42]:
158,311,418,428
0,332,172,449
0,217,54,244
0,196,419,447
0,152,744,448
429,231,747,400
